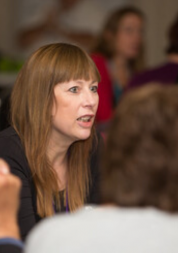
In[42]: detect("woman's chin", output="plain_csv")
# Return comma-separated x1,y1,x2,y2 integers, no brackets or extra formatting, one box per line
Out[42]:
75,129,91,141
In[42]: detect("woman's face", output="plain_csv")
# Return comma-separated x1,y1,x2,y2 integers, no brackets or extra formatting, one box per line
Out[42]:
51,79,99,145
114,14,144,59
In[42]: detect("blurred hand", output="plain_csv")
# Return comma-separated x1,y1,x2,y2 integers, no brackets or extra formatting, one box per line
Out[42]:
0,159,21,239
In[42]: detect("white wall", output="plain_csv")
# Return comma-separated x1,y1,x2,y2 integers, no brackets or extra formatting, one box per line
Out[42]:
97,0,130,12
0,0,17,55
0,0,130,57
133,0,178,67
1,0,177,67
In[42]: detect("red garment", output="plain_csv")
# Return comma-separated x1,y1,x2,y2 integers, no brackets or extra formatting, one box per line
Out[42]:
91,53,113,123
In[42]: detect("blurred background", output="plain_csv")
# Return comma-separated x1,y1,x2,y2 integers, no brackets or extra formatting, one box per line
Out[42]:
0,0,177,66
0,0,177,131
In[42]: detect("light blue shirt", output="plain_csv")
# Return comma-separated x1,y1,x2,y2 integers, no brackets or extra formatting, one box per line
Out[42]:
0,237,24,248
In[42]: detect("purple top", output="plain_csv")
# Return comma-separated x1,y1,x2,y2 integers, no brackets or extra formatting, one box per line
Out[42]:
127,62,178,90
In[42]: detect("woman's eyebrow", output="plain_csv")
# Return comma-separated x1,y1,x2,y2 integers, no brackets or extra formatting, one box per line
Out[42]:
75,80,97,85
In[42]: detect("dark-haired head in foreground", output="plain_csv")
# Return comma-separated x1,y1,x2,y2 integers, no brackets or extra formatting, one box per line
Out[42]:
101,84,178,212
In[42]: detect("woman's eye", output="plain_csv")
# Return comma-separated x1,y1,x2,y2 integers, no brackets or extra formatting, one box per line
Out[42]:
69,87,78,93
90,86,98,93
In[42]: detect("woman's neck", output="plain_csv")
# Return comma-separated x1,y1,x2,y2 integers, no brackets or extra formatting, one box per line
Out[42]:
111,55,131,87
113,54,128,69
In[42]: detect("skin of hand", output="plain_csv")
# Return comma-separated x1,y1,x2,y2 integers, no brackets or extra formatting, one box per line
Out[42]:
0,159,21,239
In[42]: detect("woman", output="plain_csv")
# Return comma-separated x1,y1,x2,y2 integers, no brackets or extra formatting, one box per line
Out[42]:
127,13,178,89
91,6,145,132
0,43,102,240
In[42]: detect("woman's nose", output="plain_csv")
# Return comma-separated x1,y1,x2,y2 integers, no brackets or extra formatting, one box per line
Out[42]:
82,90,98,108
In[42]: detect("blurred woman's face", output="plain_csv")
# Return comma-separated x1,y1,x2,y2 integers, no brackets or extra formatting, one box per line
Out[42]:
114,14,144,59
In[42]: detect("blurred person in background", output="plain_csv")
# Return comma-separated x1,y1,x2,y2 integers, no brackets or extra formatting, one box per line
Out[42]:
91,6,145,133
127,12,178,89
16,0,106,58
2,84,178,253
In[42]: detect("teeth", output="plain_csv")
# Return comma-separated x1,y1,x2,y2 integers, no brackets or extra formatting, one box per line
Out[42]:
78,116,91,122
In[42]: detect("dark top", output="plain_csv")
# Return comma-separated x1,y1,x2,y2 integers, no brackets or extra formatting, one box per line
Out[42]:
127,62,178,90
0,238,23,253
0,126,102,241
0,244,22,253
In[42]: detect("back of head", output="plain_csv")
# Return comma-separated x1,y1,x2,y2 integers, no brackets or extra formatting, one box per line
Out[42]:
101,84,178,213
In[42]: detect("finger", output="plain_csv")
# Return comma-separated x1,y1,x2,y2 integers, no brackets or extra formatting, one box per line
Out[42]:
0,159,10,175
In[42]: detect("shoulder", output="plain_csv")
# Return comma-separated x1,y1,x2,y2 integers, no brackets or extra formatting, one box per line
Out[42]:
24,208,118,253
25,207,178,253
25,209,93,253
0,126,21,148
0,126,30,178
0,126,24,158
128,62,178,89
91,53,112,85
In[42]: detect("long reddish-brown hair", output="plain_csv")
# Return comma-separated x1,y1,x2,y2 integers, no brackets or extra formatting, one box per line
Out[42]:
11,43,100,217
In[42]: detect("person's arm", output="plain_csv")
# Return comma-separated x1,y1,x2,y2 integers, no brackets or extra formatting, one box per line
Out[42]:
0,159,24,253
0,132,39,240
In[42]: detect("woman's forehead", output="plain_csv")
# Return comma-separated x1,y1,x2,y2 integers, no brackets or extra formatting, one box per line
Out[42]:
57,79,98,86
